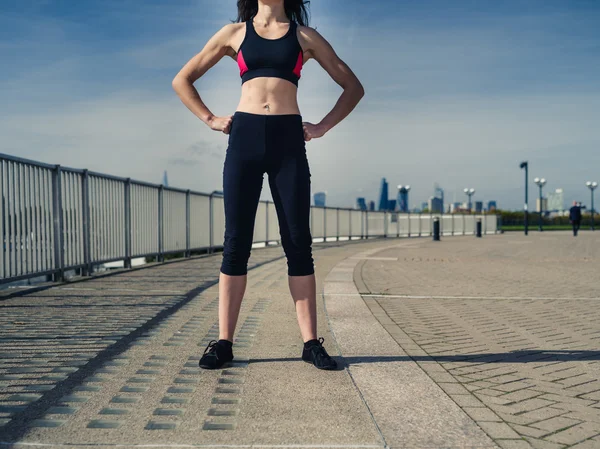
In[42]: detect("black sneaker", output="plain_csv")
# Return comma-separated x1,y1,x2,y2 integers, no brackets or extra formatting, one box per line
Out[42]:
199,340,234,369
302,337,338,370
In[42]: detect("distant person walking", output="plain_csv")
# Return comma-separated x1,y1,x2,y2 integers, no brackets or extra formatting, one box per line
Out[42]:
569,201,582,236
172,0,364,371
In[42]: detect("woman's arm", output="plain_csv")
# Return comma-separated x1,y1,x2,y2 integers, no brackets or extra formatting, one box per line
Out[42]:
172,24,240,134
298,26,365,141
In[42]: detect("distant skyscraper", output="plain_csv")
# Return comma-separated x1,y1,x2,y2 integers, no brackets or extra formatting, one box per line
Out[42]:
487,201,497,212
421,202,428,212
433,183,444,214
162,170,169,187
428,197,443,213
547,189,564,212
356,197,367,210
368,200,376,211
451,202,463,213
536,198,548,213
388,199,397,211
397,185,410,213
314,191,326,207
474,201,483,213
378,178,389,211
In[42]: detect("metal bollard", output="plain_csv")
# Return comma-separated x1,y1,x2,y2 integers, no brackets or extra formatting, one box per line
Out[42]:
433,217,440,241
476,218,482,238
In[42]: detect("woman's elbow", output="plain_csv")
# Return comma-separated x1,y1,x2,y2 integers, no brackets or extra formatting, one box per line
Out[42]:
354,80,365,100
171,74,189,93
357,81,365,99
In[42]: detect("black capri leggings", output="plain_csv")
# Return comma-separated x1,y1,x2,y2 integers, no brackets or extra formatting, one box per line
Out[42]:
220,111,315,277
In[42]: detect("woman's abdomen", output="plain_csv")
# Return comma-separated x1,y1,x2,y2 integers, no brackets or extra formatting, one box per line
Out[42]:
236,78,301,115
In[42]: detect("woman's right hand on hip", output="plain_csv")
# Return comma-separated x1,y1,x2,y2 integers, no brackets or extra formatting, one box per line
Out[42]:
208,115,233,134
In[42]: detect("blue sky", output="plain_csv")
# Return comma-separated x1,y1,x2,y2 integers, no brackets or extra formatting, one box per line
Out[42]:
1,0,599,210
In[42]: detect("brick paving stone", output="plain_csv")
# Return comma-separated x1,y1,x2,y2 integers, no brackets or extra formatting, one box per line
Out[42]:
510,424,550,439
496,440,534,449
477,421,522,439
502,389,544,403
524,437,566,449
518,407,568,423
545,422,600,445
569,439,600,449
463,407,503,422
530,416,581,432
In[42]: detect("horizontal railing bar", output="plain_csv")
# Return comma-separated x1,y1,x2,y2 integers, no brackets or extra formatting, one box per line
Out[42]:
0,153,57,170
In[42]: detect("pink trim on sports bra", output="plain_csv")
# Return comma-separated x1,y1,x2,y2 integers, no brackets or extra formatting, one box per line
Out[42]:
293,51,303,78
237,50,249,77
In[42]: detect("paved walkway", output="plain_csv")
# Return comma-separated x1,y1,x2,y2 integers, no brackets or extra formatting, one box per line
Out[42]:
1,232,599,448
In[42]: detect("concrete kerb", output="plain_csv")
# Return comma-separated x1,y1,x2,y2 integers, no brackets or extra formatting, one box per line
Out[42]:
321,241,500,449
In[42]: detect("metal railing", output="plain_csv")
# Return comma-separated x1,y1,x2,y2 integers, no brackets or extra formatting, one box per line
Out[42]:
1,152,499,284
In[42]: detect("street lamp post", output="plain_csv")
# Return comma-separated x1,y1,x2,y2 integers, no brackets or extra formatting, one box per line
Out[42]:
534,177,546,232
586,181,598,231
520,161,528,236
463,188,475,213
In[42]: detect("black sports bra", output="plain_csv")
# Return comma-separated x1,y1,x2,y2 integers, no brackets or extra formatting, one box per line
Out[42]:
236,18,304,87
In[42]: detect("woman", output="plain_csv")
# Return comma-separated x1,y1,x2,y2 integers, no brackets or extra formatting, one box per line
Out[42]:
172,0,364,371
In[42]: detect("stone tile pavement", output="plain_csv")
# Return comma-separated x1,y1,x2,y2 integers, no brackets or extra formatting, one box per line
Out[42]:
0,231,598,448
356,232,600,449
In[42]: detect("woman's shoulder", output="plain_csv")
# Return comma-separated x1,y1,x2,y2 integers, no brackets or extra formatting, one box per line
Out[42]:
296,24,325,42
219,22,246,35
296,24,326,48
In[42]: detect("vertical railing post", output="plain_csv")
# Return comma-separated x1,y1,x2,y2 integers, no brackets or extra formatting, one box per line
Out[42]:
310,205,313,246
430,210,433,236
158,185,164,262
349,209,352,241
396,211,400,238
365,210,368,239
323,206,327,243
51,164,64,282
336,207,339,241
208,192,214,255
383,211,387,238
185,190,190,257
81,169,91,276
463,214,466,235
124,178,132,269
483,213,487,235
418,212,422,237
265,200,269,246
408,213,411,237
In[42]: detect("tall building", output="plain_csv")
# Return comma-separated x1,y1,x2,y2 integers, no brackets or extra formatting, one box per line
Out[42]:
368,200,376,211
421,202,428,212
434,183,444,214
314,192,326,207
162,170,169,187
428,197,443,214
378,178,389,211
356,197,367,211
474,201,483,213
388,199,397,211
397,185,410,213
488,201,497,212
547,189,564,212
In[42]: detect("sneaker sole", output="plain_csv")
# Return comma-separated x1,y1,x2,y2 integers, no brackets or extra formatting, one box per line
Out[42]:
302,358,338,370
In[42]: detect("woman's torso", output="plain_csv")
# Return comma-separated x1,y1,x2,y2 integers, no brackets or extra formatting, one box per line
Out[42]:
229,19,307,116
